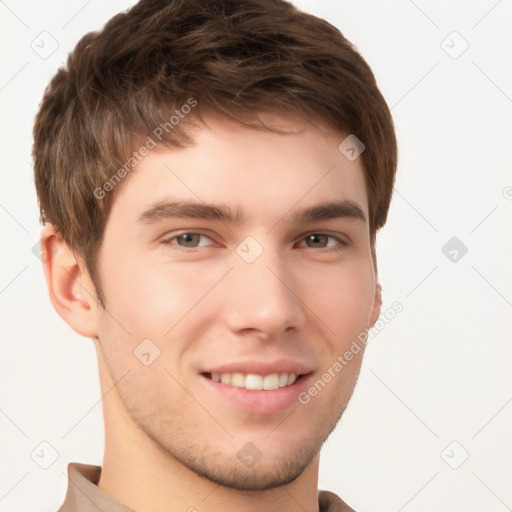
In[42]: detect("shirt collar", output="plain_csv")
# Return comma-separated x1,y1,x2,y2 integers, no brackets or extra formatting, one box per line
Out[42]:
58,463,134,512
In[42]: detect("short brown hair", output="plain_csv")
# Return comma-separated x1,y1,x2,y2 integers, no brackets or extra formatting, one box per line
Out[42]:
33,0,397,307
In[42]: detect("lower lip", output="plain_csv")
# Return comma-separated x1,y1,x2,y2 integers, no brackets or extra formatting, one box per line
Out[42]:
199,373,313,415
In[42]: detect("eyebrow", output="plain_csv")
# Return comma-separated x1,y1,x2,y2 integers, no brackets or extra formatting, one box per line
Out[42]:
137,198,366,225
288,199,366,224
138,199,245,224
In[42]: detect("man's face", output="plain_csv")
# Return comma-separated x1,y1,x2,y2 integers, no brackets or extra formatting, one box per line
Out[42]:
94,113,380,490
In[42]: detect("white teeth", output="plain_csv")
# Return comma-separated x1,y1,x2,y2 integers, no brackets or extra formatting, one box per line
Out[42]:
245,374,263,390
230,373,246,387
263,373,280,390
208,372,299,390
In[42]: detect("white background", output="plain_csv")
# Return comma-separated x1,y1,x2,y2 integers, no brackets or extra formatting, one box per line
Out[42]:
0,1,511,511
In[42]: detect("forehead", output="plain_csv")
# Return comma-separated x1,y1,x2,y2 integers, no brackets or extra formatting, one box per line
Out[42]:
108,113,369,229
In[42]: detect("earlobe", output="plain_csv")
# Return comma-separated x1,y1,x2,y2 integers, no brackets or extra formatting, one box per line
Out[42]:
40,225,99,338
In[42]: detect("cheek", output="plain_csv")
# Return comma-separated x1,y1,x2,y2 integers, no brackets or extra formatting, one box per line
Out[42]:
305,259,376,343
97,258,224,376
100,254,210,334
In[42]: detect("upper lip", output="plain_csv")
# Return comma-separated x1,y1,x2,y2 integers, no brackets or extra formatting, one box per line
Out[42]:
201,358,314,377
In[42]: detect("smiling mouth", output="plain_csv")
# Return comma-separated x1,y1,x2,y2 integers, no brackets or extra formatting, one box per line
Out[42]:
202,372,305,391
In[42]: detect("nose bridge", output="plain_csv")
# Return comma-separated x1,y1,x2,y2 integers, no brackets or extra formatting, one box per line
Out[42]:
223,237,304,337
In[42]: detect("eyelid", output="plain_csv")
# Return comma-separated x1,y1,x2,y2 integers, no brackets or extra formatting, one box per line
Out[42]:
299,230,350,244
161,230,217,246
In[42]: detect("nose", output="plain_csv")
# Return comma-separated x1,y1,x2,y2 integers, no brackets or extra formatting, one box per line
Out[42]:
221,245,306,340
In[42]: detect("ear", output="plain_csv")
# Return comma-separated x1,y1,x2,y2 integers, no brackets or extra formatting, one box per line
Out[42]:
369,281,382,327
40,225,99,338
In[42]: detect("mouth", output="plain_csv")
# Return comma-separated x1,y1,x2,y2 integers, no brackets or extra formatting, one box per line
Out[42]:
202,371,304,391
199,371,313,415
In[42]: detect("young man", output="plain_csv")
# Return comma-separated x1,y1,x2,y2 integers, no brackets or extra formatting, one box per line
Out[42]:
33,0,397,510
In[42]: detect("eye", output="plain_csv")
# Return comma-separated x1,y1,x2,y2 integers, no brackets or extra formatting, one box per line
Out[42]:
298,233,348,250
162,232,216,249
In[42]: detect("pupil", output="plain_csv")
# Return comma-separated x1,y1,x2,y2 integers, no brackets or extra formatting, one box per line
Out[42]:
309,234,326,247
181,234,197,246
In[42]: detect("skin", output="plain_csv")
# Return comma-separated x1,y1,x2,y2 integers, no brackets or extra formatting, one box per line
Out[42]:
42,112,381,512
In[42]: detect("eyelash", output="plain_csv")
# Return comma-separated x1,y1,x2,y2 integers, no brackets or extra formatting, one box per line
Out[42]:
161,232,349,252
